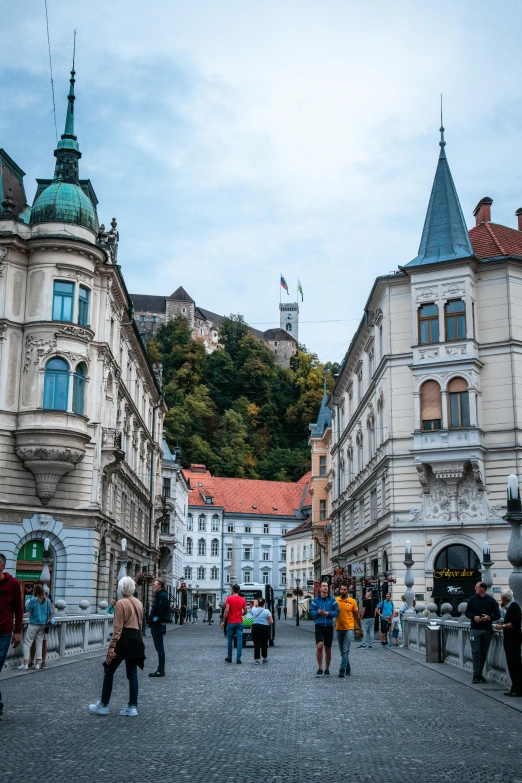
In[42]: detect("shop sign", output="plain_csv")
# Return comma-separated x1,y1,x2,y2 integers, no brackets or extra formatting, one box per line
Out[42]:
15,571,42,580
433,568,480,579
351,563,365,577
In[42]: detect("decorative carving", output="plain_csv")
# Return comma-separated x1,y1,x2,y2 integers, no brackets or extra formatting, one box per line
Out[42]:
15,446,86,506
416,287,438,302
97,224,109,244
0,322,7,341
24,334,57,372
415,464,430,494
15,446,85,465
419,348,439,359
57,325,92,341
431,461,466,481
0,245,7,277
425,477,451,521
1,188,16,214
457,472,486,520
442,282,465,298
446,345,467,356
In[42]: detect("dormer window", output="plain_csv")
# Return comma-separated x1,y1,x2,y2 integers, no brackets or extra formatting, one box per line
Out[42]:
418,304,439,344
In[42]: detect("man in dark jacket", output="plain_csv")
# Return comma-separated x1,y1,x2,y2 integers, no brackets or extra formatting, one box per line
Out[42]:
495,588,522,697
148,579,170,677
0,553,23,718
310,581,340,677
466,581,501,683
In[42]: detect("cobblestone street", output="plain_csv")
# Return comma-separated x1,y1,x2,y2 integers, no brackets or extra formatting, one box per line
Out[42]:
1,620,521,783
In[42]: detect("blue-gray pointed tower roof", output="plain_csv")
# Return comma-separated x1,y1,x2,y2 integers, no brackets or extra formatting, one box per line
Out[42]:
310,383,332,437
405,121,474,267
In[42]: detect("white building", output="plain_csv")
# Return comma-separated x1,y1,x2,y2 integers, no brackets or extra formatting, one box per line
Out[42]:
0,68,164,610
158,437,190,599
283,517,314,617
330,127,522,610
181,464,312,607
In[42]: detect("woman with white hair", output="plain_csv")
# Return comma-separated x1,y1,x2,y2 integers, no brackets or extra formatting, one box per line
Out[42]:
495,588,522,697
89,577,145,716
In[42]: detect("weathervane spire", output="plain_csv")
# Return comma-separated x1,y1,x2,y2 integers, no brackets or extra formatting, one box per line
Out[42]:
439,94,446,158
63,31,77,139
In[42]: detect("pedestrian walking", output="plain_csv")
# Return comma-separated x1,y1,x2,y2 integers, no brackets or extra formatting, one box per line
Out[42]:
0,553,23,718
174,606,180,625
251,598,273,664
466,581,501,683
277,604,281,621
106,599,116,615
148,578,170,678
207,605,213,625
495,588,522,697
335,583,361,677
310,581,340,677
192,606,198,623
29,587,54,669
358,592,376,649
390,611,401,646
377,593,394,647
18,584,52,670
89,577,145,717
221,584,247,664
283,605,287,620
180,604,186,625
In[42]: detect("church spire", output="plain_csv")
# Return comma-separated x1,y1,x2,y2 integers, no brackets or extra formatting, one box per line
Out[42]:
53,43,81,183
405,114,473,267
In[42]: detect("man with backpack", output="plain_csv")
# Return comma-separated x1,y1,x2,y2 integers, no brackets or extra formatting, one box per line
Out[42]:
377,593,394,647
310,581,340,676
148,578,171,677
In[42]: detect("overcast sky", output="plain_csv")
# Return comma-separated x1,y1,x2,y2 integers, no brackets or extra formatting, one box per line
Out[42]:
2,2,522,362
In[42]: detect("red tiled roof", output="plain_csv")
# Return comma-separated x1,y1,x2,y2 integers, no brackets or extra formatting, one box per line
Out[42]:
283,516,312,538
469,222,522,259
182,468,311,517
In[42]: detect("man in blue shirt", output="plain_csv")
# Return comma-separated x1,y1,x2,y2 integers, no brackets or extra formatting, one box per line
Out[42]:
310,581,340,677
377,593,394,647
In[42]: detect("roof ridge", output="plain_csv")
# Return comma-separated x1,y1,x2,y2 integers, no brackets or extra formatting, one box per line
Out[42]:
484,221,508,255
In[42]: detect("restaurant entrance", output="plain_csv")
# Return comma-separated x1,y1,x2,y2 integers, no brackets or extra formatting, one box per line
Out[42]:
431,544,481,612
15,540,53,600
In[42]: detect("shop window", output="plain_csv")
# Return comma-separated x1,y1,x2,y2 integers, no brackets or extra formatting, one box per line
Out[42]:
448,377,470,429
421,380,442,431
445,299,466,341
418,303,439,344
43,357,69,410
72,363,86,415
52,280,74,322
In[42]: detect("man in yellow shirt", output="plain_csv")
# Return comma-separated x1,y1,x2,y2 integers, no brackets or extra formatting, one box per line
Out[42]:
335,583,361,678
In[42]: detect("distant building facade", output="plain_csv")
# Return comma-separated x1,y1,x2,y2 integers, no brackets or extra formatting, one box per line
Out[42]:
309,387,334,586
158,437,190,598
283,517,313,617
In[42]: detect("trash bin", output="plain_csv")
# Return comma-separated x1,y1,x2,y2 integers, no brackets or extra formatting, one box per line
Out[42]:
425,622,442,663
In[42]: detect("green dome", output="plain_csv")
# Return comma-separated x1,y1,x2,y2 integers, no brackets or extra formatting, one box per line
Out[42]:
31,180,96,231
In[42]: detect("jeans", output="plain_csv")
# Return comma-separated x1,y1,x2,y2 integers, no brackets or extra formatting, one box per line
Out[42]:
252,624,270,660
227,623,244,660
470,629,492,676
0,634,12,705
101,655,138,707
360,617,375,647
151,624,166,673
336,630,354,671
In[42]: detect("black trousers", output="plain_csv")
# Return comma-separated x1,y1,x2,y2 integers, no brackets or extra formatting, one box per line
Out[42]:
151,624,165,673
252,624,270,660
504,637,522,694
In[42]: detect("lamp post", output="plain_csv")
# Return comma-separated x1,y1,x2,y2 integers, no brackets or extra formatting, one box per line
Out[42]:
295,577,300,627
195,583,200,615
403,540,415,614
40,538,51,595
481,541,494,596
505,474,522,605
116,539,128,600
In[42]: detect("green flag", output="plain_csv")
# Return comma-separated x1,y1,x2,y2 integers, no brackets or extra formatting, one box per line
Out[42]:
297,279,303,302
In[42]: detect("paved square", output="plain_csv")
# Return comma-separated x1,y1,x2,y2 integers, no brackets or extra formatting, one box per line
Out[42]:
1,620,521,782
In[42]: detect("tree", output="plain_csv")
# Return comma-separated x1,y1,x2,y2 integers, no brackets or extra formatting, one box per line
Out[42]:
218,314,250,361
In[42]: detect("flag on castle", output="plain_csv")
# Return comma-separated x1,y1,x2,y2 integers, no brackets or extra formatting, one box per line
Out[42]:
297,279,304,302
280,274,289,295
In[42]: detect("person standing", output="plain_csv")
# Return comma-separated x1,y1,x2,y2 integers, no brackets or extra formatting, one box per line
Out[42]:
106,599,116,615
335,584,361,677
174,606,179,625
310,581,340,677
29,586,54,669
377,593,394,647
251,598,273,664
283,605,287,620
277,604,281,621
148,578,170,678
207,604,213,625
180,604,186,625
495,588,522,696
221,584,247,664
18,584,52,670
0,553,23,718
466,581,501,683
358,592,376,649
89,576,145,716
390,611,401,646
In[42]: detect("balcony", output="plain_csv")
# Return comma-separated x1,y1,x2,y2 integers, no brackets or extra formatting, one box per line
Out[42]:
15,410,90,505
101,428,125,482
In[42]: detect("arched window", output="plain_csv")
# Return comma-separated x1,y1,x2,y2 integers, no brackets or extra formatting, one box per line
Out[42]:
73,363,86,415
420,380,442,431
448,378,470,429
187,514,193,531
186,538,192,555
434,545,480,572
445,300,466,341
286,323,292,332
211,515,220,532
198,538,206,556
211,538,219,557
418,303,439,344
383,551,389,572
198,515,206,531
43,357,69,410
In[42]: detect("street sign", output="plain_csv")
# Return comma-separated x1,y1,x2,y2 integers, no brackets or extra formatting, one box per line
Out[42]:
351,563,365,577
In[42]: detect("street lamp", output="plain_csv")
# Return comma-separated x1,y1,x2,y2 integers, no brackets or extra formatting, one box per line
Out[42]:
506,474,522,604
295,577,301,627
195,583,200,615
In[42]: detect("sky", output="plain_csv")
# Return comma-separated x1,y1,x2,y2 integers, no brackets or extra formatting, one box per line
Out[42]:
2,1,522,363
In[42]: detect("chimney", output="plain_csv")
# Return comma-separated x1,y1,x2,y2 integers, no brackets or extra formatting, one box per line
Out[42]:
473,196,493,226
516,208,522,231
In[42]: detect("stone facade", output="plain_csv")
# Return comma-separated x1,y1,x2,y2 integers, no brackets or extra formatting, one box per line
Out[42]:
158,438,190,598
0,70,164,611
309,389,334,585
283,518,314,616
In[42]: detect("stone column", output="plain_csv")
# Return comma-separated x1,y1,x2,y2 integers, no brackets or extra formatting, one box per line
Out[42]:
505,475,522,606
403,540,415,614
481,541,494,597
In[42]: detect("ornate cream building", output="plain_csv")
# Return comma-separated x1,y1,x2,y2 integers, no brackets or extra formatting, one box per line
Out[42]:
0,67,165,610
330,126,522,609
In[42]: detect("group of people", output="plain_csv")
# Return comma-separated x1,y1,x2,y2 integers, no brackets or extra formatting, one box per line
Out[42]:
221,583,273,664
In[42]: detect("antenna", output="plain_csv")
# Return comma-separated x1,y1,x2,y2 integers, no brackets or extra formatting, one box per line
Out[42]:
44,0,58,142
73,28,76,70
439,93,445,149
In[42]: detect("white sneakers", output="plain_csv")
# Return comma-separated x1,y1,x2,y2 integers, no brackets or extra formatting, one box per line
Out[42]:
89,701,108,715
88,701,138,716
120,706,138,717
17,663,28,670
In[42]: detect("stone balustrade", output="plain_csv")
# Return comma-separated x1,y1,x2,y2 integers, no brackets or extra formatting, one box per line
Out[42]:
402,611,509,686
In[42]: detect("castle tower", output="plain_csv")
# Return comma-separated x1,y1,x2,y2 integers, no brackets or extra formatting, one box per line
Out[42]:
279,302,299,342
